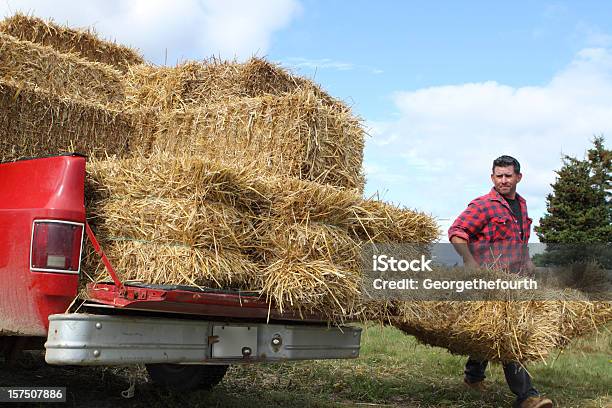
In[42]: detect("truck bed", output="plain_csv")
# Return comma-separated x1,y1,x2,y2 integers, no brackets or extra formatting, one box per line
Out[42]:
83,282,329,323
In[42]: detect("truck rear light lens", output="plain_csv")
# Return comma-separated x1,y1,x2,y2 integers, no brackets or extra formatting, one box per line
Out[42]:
31,220,84,273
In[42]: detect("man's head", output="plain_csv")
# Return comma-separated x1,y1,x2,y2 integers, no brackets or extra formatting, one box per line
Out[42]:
491,155,522,198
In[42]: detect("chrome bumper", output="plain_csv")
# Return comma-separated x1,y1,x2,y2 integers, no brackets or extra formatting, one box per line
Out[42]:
45,313,361,365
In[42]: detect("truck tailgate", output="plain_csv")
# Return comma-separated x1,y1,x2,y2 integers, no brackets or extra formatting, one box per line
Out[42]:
85,282,331,323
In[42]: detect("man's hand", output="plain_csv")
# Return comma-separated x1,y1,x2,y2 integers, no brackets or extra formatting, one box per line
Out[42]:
450,236,479,270
463,258,480,270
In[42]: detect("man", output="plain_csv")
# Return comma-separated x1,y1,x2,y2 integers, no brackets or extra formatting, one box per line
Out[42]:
448,155,553,408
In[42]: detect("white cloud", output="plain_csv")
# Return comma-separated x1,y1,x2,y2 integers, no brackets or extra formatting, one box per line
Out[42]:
575,21,612,48
283,57,383,75
0,0,302,63
285,57,354,71
197,0,301,60
364,47,612,241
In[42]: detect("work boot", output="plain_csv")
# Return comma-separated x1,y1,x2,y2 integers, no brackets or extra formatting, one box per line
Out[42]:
463,378,486,392
516,396,553,408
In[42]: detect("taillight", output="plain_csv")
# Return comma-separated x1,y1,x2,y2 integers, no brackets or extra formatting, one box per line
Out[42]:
31,220,84,274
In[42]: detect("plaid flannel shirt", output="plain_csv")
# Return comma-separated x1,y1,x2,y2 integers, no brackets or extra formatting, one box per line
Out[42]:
448,188,532,272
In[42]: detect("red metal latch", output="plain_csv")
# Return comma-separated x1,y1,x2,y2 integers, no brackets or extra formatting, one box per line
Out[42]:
85,221,123,289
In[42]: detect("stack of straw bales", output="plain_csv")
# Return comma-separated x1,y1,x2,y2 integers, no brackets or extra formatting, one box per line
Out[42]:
84,153,439,318
1,14,364,191
0,16,155,163
124,58,365,190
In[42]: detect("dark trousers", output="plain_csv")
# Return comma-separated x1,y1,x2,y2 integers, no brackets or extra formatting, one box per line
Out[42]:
465,357,539,405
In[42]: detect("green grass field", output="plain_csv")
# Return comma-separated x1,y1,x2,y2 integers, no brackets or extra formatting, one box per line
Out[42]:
191,324,611,408
3,324,609,407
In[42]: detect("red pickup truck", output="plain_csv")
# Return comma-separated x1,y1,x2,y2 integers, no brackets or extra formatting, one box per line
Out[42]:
0,154,361,391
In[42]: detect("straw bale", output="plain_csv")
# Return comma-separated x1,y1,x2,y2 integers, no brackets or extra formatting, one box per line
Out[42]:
258,221,361,265
85,153,270,212
181,57,341,106
0,79,155,162
262,176,362,225
83,240,260,290
89,197,259,251
390,278,611,363
0,32,125,106
348,200,441,244
0,13,144,72
262,178,439,243
125,64,189,111
125,58,340,111
260,258,362,317
253,221,364,317
86,155,439,246
85,153,439,254
558,299,612,342
393,300,564,363
153,89,365,190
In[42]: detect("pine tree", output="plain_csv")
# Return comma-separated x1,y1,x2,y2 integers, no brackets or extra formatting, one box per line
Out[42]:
535,136,611,267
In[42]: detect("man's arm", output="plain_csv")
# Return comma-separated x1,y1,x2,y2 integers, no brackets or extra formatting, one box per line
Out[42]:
450,236,479,269
448,200,488,269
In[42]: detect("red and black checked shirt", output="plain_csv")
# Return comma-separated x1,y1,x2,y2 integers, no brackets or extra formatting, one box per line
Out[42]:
448,188,532,272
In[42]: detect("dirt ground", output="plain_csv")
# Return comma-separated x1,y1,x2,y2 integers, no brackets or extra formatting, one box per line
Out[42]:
1,352,312,408
0,352,188,408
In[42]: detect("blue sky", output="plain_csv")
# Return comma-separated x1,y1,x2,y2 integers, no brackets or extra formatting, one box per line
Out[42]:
275,1,610,118
2,1,611,241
